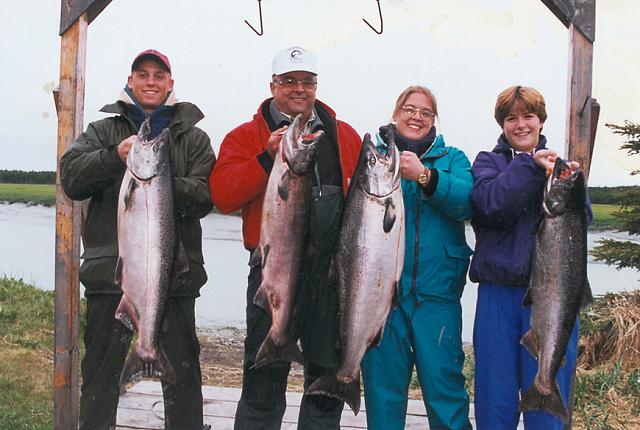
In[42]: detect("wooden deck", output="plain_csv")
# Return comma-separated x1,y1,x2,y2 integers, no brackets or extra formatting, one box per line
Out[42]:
116,381,524,429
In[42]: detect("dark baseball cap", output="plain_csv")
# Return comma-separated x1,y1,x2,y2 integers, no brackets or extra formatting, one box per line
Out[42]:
131,49,172,74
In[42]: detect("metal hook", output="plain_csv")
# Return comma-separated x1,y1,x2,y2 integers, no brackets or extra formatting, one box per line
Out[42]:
363,0,384,34
245,0,264,36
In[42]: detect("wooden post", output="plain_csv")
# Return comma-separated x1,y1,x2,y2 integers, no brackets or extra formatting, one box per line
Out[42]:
566,23,597,179
53,13,87,430
564,21,597,430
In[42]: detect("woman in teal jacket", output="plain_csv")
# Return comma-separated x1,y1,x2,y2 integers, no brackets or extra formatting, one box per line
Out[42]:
361,86,473,430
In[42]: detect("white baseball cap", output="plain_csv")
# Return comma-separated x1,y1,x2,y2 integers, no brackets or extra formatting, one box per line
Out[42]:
272,46,317,76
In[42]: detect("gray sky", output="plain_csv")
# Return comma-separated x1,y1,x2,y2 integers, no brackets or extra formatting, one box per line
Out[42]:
4,0,640,185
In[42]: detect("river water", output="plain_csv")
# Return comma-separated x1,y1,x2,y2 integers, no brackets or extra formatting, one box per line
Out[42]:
1,203,638,341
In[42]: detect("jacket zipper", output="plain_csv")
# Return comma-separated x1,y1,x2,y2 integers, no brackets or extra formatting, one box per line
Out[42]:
411,189,421,294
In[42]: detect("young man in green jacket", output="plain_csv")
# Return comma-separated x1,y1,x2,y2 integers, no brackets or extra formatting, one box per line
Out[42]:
60,50,215,430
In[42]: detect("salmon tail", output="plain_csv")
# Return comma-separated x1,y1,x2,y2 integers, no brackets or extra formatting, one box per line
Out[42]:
306,374,361,415
520,381,568,423
118,343,176,394
253,335,303,369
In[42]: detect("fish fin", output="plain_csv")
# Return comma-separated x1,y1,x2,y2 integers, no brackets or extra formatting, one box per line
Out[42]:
123,177,137,211
119,343,177,394
115,296,138,332
371,325,385,347
252,286,270,315
262,244,270,269
383,198,396,233
391,282,399,309
520,381,569,423
523,287,534,307
253,335,303,369
581,278,594,309
249,247,262,269
277,172,290,201
521,329,540,360
306,374,361,415
119,346,145,393
114,257,123,286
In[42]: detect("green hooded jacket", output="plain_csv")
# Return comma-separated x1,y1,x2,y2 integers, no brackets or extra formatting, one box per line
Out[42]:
60,94,215,297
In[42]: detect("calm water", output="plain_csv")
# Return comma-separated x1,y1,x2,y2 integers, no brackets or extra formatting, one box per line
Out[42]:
1,203,638,341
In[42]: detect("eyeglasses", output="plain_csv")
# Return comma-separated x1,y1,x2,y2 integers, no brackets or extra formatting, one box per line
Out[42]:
401,105,435,120
273,77,317,90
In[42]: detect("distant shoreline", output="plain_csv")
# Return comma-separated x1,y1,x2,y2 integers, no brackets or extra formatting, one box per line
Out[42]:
0,196,621,231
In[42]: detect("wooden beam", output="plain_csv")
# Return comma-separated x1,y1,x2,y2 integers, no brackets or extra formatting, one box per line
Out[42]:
59,0,112,35
566,22,596,180
53,13,87,430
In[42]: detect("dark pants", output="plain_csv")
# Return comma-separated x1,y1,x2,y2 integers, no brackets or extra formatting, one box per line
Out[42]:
233,262,344,430
79,295,203,430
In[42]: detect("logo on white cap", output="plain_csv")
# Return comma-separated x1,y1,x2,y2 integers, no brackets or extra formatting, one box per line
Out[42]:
272,46,317,76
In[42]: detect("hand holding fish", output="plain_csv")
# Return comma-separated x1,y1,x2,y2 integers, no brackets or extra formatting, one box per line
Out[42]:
267,126,288,159
533,150,580,176
117,135,136,164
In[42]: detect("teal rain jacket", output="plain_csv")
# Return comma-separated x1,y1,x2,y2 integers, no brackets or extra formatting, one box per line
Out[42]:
375,133,474,303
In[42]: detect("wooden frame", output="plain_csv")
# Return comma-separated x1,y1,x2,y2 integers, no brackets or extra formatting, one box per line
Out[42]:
53,1,597,428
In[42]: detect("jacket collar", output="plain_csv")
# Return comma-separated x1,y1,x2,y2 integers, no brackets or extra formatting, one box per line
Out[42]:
421,134,448,160
256,97,337,123
99,89,204,134
493,134,548,156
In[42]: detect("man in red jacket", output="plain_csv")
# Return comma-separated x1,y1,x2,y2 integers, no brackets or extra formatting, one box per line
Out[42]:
210,46,361,429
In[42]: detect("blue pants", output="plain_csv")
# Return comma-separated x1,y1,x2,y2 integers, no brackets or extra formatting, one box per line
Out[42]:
473,283,579,430
361,294,471,430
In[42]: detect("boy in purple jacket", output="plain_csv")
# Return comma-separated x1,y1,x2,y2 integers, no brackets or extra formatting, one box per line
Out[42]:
469,85,589,429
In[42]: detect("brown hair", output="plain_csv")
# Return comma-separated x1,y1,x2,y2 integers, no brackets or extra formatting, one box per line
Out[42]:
494,85,547,127
392,85,438,120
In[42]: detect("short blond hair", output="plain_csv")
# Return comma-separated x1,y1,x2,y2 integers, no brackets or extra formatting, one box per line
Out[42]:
392,86,438,120
494,85,547,127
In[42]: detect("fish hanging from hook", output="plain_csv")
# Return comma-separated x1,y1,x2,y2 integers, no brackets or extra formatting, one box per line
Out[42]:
245,0,264,36
363,0,384,34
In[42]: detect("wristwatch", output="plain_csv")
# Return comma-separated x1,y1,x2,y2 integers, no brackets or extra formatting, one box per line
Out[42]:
417,168,429,187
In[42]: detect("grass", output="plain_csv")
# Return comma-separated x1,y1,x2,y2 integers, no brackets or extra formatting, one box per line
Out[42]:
0,277,55,429
591,204,623,231
0,184,56,207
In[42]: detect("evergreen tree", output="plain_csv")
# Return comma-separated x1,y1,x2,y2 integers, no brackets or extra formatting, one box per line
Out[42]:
591,121,640,270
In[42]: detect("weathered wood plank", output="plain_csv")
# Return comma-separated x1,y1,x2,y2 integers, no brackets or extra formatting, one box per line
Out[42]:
117,382,522,429
53,13,87,430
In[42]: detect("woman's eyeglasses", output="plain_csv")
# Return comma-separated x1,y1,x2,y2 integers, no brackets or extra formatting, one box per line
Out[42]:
401,105,434,120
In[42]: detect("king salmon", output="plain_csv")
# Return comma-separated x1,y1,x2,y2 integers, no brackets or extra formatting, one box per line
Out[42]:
252,114,324,368
306,129,405,415
520,157,592,422
115,118,177,388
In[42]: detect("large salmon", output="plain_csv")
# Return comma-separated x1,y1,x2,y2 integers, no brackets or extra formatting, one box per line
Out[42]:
252,114,324,368
306,130,405,415
520,157,592,422
116,118,177,388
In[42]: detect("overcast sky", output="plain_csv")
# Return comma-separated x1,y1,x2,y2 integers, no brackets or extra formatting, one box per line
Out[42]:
4,0,639,186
